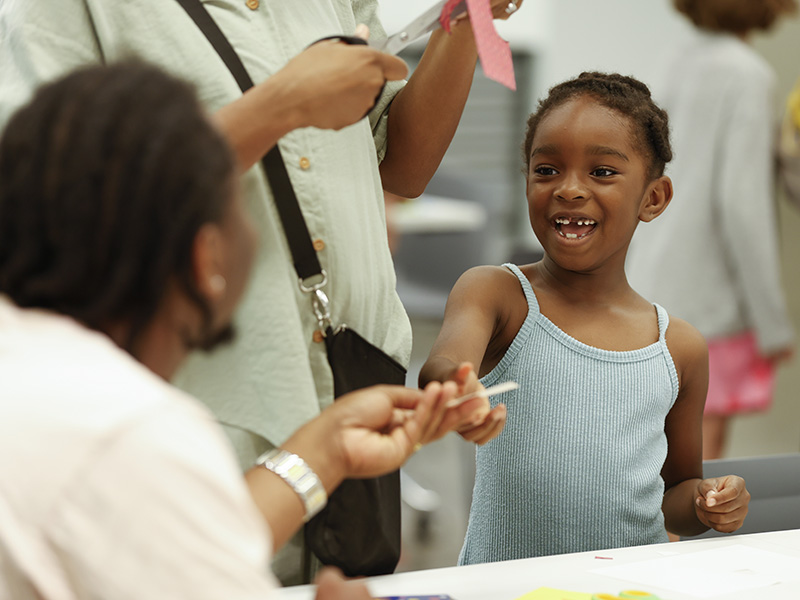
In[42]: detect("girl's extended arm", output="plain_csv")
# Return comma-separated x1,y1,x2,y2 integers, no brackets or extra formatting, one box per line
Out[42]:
419,267,512,445
661,317,750,536
419,267,507,388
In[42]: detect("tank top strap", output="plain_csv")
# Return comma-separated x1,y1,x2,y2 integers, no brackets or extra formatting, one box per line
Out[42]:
502,263,540,315
654,303,670,342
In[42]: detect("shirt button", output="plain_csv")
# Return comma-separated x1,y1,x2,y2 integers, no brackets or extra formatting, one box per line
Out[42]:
245,0,259,10
299,156,311,170
313,238,326,252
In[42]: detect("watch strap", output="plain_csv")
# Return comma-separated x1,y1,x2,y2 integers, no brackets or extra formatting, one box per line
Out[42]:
256,449,327,522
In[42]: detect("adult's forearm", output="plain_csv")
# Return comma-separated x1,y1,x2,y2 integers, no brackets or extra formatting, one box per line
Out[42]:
211,75,303,172
244,419,346,552
379,23,479,198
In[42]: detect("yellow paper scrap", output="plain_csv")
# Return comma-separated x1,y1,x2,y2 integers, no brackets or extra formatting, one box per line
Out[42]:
514,587,592,600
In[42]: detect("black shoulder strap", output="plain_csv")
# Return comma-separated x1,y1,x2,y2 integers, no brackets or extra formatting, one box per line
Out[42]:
174,0,323,282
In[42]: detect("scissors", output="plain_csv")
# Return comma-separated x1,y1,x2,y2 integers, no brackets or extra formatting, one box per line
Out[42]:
371,0,468,55
308,1,468,115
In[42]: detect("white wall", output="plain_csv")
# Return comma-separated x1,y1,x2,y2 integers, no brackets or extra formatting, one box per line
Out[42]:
379,0,695,106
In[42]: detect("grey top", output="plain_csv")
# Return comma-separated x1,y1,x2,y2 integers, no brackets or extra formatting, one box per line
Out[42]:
627,30,794,354
459,264,678,565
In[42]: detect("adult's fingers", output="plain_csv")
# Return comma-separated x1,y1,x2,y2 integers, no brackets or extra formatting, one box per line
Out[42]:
418,380,458,443
315,567,372,600
490,0,524,20
354,23,370,40
375,51,409,81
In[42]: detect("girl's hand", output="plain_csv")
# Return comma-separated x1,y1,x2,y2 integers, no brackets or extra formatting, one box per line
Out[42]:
410,363,489,444
450,362,506,446
694,475,750,533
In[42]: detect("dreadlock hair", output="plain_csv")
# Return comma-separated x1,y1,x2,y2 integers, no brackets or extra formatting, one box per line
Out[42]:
523,72,673,181
674,0,797,34
0,61,236,355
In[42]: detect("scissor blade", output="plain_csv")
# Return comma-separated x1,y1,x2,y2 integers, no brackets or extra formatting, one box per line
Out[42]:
375,0,467,55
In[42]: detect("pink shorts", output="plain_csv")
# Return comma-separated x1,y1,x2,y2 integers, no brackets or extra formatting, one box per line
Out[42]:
704,331,775,416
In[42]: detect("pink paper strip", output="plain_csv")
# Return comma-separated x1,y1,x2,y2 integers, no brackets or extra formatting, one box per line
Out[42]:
439,0,516,90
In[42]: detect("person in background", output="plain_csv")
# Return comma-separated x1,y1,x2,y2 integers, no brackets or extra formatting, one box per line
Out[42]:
420,72,751,564
626,0,797,460
0,61,479,600
778,76,800,206
0,0,519,581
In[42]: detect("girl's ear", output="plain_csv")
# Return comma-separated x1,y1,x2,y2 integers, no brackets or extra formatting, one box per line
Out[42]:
639,175,673,222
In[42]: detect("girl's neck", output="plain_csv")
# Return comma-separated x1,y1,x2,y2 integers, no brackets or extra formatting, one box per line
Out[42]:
533,255,633,305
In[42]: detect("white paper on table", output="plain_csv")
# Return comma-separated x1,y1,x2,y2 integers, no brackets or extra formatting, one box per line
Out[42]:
591,544,800,598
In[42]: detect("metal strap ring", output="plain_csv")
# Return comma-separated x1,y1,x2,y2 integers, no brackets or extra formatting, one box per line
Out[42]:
298,269,328,294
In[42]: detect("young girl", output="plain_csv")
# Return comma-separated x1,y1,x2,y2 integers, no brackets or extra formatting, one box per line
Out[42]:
420,72,750,564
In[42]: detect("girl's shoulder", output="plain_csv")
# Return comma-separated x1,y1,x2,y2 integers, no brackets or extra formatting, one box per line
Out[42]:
664,313,708,382
450,264,528,301
448,264,530,335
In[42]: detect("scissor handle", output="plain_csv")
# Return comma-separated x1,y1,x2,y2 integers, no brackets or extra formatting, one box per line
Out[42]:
308,35,385,117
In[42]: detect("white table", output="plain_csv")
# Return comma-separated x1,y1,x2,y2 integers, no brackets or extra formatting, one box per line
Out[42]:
273,529,800,600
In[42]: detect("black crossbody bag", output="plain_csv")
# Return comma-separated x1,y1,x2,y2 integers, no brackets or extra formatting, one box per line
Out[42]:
175,0,407,579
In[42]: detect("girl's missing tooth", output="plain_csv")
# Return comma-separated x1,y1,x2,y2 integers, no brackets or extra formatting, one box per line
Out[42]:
420,72,750,564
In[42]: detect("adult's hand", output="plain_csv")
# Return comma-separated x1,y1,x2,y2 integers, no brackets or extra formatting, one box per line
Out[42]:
380,0,525,197
326,382,457,478
214,25,407,170
450,0,526,26
246,382,456,550
314,567,372,600
273,31,408,132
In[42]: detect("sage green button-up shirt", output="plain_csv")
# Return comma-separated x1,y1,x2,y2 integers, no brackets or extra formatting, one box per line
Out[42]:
0,0,412,465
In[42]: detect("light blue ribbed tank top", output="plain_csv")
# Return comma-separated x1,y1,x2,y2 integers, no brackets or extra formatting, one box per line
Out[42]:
459,264,679,565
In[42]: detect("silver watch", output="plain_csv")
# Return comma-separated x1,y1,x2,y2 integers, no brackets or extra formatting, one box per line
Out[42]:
255,449,327,522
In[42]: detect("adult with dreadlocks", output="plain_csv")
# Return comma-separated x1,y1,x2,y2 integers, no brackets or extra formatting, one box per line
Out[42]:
420,72,751,564
0,61,469,600
627,0,797,461
0,0,520,582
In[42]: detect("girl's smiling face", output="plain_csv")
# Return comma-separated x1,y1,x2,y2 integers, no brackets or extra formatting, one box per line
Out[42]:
526,94,668,275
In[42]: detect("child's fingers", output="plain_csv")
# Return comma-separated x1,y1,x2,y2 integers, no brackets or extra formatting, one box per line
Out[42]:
471,409,507,446
453,361,476,389
459,404,506,445
696,475,749,511
701,504,749,533
696,477,720,501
